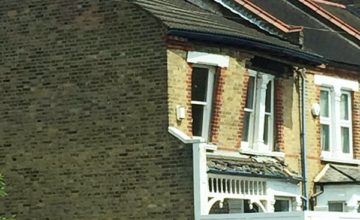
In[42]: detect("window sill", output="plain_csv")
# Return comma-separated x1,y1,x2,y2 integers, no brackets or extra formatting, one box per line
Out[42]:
239,148,285,158
200,143,217,151
168,127,200,144
320,155,360,165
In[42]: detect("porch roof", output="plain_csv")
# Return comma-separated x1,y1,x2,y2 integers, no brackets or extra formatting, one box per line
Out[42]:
314,164,360,184
207,155,302,182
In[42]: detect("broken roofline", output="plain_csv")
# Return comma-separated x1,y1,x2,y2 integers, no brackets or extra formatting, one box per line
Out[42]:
167,28,326,66
298,0,360,41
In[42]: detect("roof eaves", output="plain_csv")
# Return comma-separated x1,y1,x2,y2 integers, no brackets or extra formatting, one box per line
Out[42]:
297,0,360,41
316,181,360,185
208,169,294,181
167,28,326,65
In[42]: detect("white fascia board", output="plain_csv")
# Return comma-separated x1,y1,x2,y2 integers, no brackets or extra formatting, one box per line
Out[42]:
187,51,230,68
168,127,200,144
314,164,330,183
314,75,359,91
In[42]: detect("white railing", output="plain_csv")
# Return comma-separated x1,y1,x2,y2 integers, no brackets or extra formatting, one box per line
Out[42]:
208,174,266,197
201,211,360,220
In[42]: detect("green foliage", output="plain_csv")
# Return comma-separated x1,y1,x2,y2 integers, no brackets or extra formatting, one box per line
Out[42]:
0,174,7,198
0,174,15,220
0,217,15,220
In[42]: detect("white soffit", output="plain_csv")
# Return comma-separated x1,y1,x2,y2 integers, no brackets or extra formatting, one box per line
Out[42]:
314,75,359,91
187,51,230,68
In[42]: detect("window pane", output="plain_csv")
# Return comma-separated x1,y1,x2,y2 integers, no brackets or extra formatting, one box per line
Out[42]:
329,202,344,212
192,67,208,102
192,104,204,136
320,90,330,117
321,124,330,151
340,93,349,120
263,115,270,145
245,76,255,109
274,199,290,212
341,127,350,153
242,112,251,142
265,80,272,113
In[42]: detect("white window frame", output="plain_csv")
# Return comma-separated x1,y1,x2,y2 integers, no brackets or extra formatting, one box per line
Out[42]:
274,197,294,212
191,65,215,142
241,69,275,153
319,88,353,159
328,201,345,212
315,75,358,160
187,51,229,143
339,90,353,155
320,87,333,152
320,87,353,158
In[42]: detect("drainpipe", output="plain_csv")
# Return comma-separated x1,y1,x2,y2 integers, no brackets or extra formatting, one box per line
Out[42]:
311,185,324,209
298,67,309,210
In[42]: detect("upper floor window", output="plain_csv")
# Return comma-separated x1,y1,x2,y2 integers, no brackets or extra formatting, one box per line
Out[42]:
187,51,229,142
320,88,352,157
315,74,359,161
242,70,274,152
191,66,215,141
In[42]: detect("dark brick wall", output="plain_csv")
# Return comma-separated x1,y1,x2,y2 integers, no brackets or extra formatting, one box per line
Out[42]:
0,0,194,219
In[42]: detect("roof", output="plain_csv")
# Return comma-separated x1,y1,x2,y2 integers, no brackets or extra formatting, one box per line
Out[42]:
319,3,360,32
314,164,360,184
132,0,325,65
213,0,304,45
133,0,298,48
207,156,302,182
297,0,360,41
248,0,360,66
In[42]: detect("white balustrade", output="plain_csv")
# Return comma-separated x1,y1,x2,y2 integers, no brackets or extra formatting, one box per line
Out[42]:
208,174,267,198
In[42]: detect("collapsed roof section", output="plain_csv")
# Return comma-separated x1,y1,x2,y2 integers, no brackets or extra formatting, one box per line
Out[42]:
207,155,302,183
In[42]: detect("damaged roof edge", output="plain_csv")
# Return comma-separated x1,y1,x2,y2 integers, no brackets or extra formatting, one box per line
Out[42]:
208,169,302,183
168,28,326,66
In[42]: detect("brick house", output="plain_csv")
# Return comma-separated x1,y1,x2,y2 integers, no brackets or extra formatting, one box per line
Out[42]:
0,0,359,220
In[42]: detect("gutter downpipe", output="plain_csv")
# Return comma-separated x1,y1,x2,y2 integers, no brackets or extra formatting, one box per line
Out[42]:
298,67,309,210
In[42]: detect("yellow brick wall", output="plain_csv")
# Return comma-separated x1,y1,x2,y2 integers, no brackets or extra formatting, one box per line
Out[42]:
167,49,192,136
213,56,248,150
167,46,252,150
282,76,301,173
304,68,360,195
167,45,360,199
304,73,322,195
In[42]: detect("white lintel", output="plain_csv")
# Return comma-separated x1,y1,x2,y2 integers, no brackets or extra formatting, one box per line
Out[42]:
187,51,230,68
314,75,359,91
